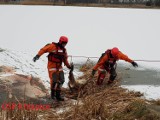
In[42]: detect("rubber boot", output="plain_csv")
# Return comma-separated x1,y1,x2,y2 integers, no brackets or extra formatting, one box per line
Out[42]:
56,90,64,101
51,89,55,100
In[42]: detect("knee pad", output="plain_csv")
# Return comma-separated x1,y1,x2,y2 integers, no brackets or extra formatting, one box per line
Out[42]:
52,82,57,90
99,73,106,79
59,71,65,84
52,72,58,83
97,73,105,85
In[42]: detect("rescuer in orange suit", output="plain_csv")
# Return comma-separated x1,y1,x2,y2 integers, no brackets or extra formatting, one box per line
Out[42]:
33,36,72,101
92,47,138,85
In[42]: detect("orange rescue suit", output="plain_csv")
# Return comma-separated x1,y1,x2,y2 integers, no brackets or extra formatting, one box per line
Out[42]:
93,50,133,71
37,42,70,88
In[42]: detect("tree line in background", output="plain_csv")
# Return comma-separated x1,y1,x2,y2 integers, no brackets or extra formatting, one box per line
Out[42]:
67,0,160,6
0,0,160,6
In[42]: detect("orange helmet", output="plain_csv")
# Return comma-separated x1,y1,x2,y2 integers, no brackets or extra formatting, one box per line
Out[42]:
111,47,119,56
59,36,68,44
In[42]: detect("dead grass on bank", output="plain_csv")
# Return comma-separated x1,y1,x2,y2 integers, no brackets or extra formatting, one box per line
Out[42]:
41,63,160,120
152,99,160,106
1,63,160,120
48,85,156,120
0,92,39,120
0,107,38,120
20,1,59,5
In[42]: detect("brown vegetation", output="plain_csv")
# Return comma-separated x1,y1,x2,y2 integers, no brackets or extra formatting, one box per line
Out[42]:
0,65,15,73
1,64,160,119
40,63,160,120
0,0,160,9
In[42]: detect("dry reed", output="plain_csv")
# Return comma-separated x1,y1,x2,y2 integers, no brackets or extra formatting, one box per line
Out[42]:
1,63,160,120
